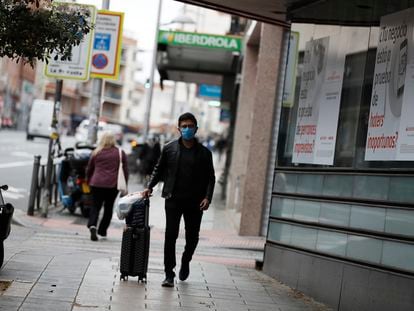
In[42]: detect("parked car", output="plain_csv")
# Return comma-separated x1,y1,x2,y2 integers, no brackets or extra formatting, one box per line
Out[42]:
75,120,124,145
26,99,54,140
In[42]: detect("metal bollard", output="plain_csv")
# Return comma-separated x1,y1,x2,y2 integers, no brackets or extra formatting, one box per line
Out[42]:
27,155,41,216
52,163,59,205
37,165,46,211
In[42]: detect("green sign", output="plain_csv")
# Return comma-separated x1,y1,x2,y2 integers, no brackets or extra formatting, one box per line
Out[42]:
158,30,242,52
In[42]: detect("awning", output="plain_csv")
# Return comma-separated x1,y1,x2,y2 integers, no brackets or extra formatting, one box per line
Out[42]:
156,30,242,87
175,0,414,27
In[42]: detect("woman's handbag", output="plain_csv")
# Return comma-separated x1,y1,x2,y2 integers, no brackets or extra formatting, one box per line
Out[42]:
117,148,128,195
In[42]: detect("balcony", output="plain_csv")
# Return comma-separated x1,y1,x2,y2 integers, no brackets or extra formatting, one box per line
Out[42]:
103,91,122,105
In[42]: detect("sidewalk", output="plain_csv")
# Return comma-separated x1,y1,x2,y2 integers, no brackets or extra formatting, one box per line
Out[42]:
1,175,330,311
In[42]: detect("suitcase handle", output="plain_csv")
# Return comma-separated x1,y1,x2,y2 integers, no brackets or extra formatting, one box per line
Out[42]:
144,198,149,227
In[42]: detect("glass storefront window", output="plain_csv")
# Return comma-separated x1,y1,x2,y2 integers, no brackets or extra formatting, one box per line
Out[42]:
268,221,414,273
276,23,414,170
271,196,414,238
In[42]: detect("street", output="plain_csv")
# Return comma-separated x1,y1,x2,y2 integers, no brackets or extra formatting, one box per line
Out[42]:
0,130,77,212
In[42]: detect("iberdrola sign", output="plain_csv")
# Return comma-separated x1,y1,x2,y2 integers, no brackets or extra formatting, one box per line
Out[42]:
158,30,242,52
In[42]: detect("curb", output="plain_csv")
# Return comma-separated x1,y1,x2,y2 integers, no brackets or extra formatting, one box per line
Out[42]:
11,208,27,227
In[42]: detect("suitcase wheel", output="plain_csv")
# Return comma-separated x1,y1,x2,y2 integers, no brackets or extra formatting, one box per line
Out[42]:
138,275,147,283
120,273,128,281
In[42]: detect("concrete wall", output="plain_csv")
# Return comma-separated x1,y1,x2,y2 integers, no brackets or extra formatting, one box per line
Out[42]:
226,27,259,219
227,22,284,236
264,244,414,311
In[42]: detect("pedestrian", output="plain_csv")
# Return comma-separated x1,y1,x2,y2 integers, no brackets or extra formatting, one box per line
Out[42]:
86,132,128,241
142,112,215,287
141,137,161,186
215,135,227,162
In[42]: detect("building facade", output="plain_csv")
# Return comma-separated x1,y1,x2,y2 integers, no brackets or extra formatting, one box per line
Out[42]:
264,19,414,311
0,58,36,130
173,0,414,309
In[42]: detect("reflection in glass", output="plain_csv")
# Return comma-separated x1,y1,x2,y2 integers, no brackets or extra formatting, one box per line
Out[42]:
349,206,386,232
322,175,354,197
291,226,317,249
270,197,295,218
382,241,414,272
319,202,350,226
268,222,292,244
274,173,297,193
293,200,321,222
297,174,323,195
316,231,347,256
385,209,414,237
353,175,389,200
346,235,382,264
388,177,414,203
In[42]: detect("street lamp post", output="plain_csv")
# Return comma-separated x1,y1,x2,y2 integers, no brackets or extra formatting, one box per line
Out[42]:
87,0,110,145
143,0,163,142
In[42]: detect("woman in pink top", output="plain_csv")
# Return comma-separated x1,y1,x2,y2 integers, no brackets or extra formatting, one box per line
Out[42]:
86,132,128,241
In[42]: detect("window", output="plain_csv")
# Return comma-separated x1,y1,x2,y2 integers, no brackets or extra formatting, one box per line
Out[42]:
277,24,414,170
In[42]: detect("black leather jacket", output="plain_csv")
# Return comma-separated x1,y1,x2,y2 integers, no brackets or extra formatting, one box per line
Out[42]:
148,138,215,202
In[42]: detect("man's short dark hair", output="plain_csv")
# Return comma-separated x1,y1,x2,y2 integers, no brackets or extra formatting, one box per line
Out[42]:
178,112,198,127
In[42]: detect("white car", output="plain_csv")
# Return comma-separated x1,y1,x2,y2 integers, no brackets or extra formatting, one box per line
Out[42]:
26,99,55,140
75,120,123,145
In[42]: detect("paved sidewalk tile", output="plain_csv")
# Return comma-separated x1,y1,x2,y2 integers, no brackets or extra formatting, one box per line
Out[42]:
2,174,331,311
71,256,331,311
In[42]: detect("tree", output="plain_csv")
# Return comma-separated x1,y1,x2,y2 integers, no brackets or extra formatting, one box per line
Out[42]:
0,0,93,67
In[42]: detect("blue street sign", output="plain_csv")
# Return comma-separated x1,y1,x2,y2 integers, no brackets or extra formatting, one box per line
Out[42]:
94,33,111,51
199,84,222,99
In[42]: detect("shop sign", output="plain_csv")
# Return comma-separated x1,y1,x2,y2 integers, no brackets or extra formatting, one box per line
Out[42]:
90,10,124,80
283,31,299,108
44,3,96,81
198,84,221,99
158,30,242,52
365,8,414,161
292,34,347,165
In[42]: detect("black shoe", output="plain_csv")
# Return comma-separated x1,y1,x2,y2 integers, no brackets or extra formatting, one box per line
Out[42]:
90,227,98,241
179,261,190,281
161,275,175,287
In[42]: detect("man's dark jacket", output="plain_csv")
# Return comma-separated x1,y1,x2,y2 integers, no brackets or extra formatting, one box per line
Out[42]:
147,138,215,202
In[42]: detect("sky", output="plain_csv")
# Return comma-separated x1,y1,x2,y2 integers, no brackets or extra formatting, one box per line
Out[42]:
77,0,184,82
79,0,183,48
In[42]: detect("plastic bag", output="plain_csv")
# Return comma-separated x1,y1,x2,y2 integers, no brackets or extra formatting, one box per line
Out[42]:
115,192,144,220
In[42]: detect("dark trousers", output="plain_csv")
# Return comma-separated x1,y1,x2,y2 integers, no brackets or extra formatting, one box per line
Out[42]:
87,186,118,236
164,198,203,277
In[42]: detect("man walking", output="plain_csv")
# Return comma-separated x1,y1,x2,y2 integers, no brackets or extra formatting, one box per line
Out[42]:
143,112,215,287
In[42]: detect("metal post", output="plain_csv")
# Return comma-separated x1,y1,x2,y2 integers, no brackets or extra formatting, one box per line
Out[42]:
169,82,177,130
41,79,62,217
87,0,110,145
87,78,103,145
143,0,163,141
27,155,41,216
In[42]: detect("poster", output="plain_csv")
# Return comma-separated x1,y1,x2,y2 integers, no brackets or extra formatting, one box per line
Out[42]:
292,34,346,165
365,8,414,161
90,11,124,80
44,3,96,81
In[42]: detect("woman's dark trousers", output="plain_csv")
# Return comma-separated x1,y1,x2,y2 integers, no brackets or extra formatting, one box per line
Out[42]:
87,186,118,236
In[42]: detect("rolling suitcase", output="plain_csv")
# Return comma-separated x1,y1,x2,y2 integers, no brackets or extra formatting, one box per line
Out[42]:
120,198,150,282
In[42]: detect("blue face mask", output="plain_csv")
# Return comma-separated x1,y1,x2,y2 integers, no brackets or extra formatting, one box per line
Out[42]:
181,127,196,140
